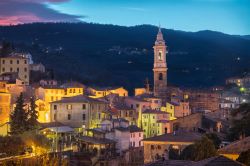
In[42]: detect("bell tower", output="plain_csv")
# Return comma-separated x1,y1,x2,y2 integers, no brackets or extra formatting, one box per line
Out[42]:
153,27,168,98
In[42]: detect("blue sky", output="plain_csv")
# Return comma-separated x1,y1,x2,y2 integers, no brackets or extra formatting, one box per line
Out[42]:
0,0,249,35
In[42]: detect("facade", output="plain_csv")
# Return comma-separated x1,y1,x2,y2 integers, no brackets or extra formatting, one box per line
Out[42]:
143,131,202,164
134,88,147,96
128,125,144,148
142,109,170,138
50,95,109,130
185,90,220,112
172,101,191,118
0,55,30,84
153,27,168,98
161,102,176,120
88,86,128,98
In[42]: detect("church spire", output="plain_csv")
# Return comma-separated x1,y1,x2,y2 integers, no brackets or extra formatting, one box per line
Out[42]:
156,25,165,44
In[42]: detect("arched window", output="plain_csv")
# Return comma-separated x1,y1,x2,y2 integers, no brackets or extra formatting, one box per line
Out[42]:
159,73,163,80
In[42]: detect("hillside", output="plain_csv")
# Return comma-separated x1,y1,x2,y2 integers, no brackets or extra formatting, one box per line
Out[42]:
0,23,250,92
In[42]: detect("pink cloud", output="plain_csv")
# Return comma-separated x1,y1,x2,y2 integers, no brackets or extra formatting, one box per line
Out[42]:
0,0,82,26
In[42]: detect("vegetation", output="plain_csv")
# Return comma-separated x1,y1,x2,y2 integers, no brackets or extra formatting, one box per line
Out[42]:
10,93,29,135
27,97,39,130
228,103,250,141
180,136,217,161
0,136,26,156
237,149,250,166
205,133,221,149
0,41,14,57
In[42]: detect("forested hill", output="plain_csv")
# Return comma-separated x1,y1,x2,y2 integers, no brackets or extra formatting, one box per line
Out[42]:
0,23,250,92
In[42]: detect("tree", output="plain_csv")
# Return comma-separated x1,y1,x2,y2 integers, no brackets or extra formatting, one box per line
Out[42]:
205,133,221,149
10,93,29,135
180,136,217,161
27,97,39,130
0,41,13,57
228,103,250,141
237,149,250,166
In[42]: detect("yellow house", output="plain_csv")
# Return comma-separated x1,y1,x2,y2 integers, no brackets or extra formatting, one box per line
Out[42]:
35,99,50,123
0,55,30,85
0,89,11,136
134,88,147,96
142,109,170,138
218,136,250,160
88,87,128,98
161,102,176,120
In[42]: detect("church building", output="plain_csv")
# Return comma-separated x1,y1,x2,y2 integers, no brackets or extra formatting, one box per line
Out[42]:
153,27,168,98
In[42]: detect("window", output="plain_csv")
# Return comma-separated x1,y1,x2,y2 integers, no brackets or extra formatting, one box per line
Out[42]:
133,142,135,147
24,75,27,79
2,60,5,64
67,104,72,110
24,67,27,72
10,68,13,72
17,60,19,64
159,73,163,80
82,114,86,120
131,104,134,109
158,145,161,150
82,104,86,109
17,68,19,72
139,141,141,146
151,145,154,150
73,89,76,93
10,60,13,64
158,51,162,60
136,104,139,108
139,133,141,137
51,96,54,101
2,68,5,72
53,105,57,110
68,114,71,120
24,60,27,64
54,113,57,120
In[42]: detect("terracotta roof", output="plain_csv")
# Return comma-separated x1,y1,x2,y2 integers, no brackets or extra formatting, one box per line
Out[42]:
218,136,250,154
78,136,115,144
142,109,169,114
145,156,243,166
192,155,244,166
143,131,202,143
128,125,143,133
51,95,107,104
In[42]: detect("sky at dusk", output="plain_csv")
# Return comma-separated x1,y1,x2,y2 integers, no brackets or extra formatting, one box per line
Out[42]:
0,0,249,35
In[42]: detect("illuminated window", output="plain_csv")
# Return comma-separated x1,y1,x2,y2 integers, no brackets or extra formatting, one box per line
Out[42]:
67,104,72,110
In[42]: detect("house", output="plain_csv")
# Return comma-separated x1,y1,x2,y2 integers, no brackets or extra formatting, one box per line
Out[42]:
143,131,202,164
0,54,30,84
142,109,170,138
161,102,176,120
50,95,109,130
88,86,128,98
218,136,250,160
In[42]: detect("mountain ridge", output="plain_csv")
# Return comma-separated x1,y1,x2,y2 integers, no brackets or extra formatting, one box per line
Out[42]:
0,23,250,92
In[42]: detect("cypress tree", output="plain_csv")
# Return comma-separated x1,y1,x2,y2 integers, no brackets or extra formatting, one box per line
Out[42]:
10,93,28,135
27,97,39,130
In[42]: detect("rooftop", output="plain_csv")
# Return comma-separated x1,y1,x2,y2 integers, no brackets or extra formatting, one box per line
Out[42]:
142,109,169,114
78,136,115,144
51,95,107,104
218,136,250,154
143,131,202,143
